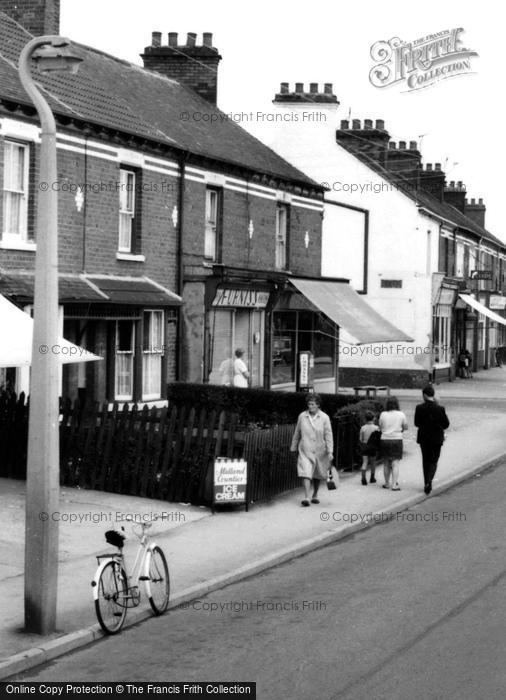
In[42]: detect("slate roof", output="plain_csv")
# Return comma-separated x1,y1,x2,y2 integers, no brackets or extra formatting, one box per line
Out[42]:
0,12,319,188
335,138,503,248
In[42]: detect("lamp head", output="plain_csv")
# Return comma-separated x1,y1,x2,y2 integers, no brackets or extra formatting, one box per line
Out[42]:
32,38,82,74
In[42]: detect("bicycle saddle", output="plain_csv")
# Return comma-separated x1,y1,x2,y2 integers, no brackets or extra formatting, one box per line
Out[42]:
105,530,125,548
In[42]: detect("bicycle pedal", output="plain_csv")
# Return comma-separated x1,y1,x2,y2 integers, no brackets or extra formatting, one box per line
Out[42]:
139,576,150,581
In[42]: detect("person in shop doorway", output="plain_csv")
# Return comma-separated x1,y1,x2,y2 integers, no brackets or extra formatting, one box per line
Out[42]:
414,384,450,495
233,348,250,387
219,356,233,386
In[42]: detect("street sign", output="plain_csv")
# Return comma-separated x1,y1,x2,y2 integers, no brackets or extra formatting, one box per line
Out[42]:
213,458,248,510
490,295,506,310
470,270,493,280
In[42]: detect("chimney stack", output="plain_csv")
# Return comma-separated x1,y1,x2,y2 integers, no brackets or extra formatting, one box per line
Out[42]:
444,179,467,212
464,197,486,229
335,117,391,161
272,82,339,104
141,31,222,105
419,162,446,201
1,0,60,35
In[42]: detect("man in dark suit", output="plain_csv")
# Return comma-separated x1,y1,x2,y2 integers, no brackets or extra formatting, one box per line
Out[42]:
414,384,450,495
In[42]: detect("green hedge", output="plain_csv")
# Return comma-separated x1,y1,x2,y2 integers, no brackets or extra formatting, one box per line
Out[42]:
334,397,388,423
166,383,361,426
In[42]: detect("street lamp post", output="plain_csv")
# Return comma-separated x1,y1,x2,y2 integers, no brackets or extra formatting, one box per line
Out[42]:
19,36,82,635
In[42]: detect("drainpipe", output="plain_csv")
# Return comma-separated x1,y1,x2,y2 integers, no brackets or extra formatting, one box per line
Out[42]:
176,151,189,381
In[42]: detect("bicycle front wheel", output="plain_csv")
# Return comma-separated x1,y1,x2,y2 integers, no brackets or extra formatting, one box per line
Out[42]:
95,560,128,634
145,546,170,615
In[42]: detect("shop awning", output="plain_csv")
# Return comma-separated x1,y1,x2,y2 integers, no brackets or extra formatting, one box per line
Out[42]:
0,294,102,368
289,279,413,344
459,294,506,325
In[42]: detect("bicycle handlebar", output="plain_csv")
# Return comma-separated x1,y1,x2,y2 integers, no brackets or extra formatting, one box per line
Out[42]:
124,514,159,539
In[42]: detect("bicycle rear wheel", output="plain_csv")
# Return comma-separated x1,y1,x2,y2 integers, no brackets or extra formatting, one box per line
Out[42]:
145,546,170,614
95,560,128,634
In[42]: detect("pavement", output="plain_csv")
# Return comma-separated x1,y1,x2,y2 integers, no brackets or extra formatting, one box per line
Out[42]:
1,367,506,679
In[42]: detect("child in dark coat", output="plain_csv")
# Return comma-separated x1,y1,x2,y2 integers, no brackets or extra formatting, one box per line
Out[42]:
359,410,380,486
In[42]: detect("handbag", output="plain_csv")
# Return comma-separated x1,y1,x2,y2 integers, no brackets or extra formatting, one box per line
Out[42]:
327,465,339,490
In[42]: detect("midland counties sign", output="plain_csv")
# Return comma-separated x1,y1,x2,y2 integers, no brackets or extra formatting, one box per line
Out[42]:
213,458,248,510
369,28,478,91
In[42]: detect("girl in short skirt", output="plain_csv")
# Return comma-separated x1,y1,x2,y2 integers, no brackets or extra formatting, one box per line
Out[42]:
378,396,408,491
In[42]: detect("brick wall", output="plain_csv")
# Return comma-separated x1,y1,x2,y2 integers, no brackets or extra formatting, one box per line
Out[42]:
0,0,60,35
0,135,179,292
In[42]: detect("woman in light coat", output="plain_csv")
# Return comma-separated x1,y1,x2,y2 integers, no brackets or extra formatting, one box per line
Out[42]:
290,394,334,507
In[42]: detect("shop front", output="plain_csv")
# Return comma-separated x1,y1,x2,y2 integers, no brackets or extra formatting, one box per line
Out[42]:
205,271,412,392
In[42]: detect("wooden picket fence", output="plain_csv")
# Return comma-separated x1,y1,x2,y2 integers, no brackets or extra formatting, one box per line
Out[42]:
0,393,360,505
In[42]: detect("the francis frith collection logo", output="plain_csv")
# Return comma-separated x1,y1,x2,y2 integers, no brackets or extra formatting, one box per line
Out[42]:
369,28,478,91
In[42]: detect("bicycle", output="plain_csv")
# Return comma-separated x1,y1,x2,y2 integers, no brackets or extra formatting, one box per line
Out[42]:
91,516,170,634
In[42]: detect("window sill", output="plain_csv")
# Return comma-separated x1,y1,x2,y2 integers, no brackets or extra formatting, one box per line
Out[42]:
116,252,145,262
0,240,36,252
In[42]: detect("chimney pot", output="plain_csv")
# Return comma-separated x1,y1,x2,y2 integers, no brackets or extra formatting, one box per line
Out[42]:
470,198,476,205
435,163,442,171
168,32,178,47
152,32,162,47
295,82,304,93
399,141,406,150
388,141,396,149
203,32,213,47
309,83,318,93
426,164,433,171
376,119,385,130
457,180,463,190
364,119,373,129
449,181,455,188
352,119,361,130
280,82,289,94
340,119,349,129
187,32,197,47
478,198,484,205
324,83,333,94
409,141,417,150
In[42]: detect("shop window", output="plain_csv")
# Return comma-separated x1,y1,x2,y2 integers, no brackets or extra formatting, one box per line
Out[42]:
272,311,336,385
2,140,29,243
275,204,289,270
432,306,451,363
314,315,335,379
115,320,135,400
142,310,164,400
205,188,221,261
272,312,296,384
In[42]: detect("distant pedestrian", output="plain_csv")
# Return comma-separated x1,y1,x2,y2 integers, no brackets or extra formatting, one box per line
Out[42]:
378,396,408,491
464,349,473,378
359,410,380,486
290,394,334,507
458,348,472,378
414,384,450,495
232,348,250,388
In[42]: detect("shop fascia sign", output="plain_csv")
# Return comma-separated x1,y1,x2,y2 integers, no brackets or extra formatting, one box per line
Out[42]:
212,288,270,308
489,295,506,310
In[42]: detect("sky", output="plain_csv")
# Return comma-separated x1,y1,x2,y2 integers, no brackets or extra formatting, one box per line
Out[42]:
61,0,503,239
